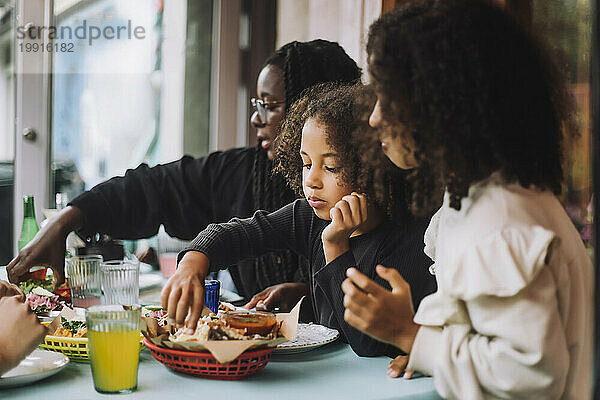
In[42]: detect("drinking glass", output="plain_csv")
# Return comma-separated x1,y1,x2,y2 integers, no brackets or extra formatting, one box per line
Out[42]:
101,259,139,305
65,255,103,308
86,305,141,394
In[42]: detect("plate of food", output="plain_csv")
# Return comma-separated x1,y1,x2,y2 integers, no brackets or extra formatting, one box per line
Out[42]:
274,323,339,354
0,349,69,388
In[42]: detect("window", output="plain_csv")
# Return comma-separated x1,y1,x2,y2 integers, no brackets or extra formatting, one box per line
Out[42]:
0,0,14,264
51,0,163,201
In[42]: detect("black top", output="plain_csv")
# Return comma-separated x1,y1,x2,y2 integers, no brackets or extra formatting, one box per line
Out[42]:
69,147,304,300
184,199,436,357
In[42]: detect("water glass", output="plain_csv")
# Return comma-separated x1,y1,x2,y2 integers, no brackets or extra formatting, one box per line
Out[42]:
86,305,141,394
101,259,139,305
65,255,103,308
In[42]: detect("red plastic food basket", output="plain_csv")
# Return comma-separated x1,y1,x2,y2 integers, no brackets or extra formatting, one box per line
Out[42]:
143,338,274,380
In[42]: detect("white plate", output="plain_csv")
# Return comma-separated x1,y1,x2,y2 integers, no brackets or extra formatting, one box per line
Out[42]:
139,273,164,291
274,323,340,354
139,262,153,274
220,288,244,303
0,349,69,388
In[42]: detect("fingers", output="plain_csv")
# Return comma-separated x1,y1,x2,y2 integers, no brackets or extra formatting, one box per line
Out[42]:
346,267,385,295
11,283,24,298
244,295,262,310
166,286,182,325
34,317,48,341
343,307,365,332
341,194,361,225
341,279,371,309
388,355,409,378
244,289,268,310
51,264,66,288
6,255,23,283
329,203,342,222
175,288,191,327
376,265,409,293
352,192,368,222
184,286,204,334
259,290,280,310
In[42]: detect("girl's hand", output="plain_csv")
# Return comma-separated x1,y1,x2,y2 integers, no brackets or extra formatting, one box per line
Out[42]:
321,192,368,262
387,354,414,379
161,251,209,334
244,282,309,312
342,265,420,354
0,296,47,375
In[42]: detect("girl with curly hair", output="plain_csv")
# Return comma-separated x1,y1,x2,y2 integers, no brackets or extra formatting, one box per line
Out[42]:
342,1,593,398
162,82,436,357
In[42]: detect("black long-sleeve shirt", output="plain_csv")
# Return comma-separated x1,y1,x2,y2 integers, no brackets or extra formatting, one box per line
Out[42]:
69,147,304,300
183,199,436,357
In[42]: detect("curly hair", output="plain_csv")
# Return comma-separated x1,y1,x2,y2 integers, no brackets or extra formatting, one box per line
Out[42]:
250,40,362,287
366,0,577,215
275,83,413,224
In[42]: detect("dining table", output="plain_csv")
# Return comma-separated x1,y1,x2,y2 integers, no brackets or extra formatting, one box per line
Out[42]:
0,267,442,399
3,342,442,400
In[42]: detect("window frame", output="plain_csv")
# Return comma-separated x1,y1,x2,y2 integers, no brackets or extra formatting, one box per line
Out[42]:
13,0,54,254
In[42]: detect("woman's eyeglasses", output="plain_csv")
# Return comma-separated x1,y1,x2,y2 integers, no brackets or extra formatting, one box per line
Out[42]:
251,98,285,124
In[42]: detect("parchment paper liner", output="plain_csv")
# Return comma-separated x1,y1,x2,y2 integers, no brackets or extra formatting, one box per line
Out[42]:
142,297,303,364
46,306,85,335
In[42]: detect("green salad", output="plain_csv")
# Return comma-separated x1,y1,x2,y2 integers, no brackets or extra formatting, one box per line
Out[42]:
19,277,54,295
61,317,86,335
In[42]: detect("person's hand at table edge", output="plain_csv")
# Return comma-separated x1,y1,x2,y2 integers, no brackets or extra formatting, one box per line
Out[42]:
161,251,209,334
244,282,309,311
7,206,84,289
387,354,414,379
342,265,420,354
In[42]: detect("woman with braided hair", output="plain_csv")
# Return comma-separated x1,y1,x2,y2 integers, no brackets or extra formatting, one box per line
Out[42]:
8,40,361,313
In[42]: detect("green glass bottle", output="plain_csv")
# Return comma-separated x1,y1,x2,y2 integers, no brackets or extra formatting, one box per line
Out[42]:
18,195,46,279
18,195,39,250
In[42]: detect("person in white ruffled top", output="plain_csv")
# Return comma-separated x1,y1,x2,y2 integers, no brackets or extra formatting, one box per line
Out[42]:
341,1,593,399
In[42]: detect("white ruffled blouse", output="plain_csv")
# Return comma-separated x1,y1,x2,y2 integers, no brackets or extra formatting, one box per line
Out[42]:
407,174,593,400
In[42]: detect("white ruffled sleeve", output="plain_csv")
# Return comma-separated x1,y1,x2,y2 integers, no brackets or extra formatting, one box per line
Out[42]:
439,226,556,300
423,207,442,261
409,226,569,400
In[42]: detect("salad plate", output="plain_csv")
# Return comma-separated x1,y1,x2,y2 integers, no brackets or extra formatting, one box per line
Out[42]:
274,323,339,354
0,349,69,388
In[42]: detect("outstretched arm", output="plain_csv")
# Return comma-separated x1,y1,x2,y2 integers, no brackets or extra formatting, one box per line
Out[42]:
9,153,228,285
161,199,314,332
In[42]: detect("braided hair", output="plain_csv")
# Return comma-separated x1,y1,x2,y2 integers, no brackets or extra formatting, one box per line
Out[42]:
250,40,362,289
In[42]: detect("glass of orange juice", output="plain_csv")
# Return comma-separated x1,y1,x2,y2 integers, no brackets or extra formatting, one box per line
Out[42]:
86,305,141,394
